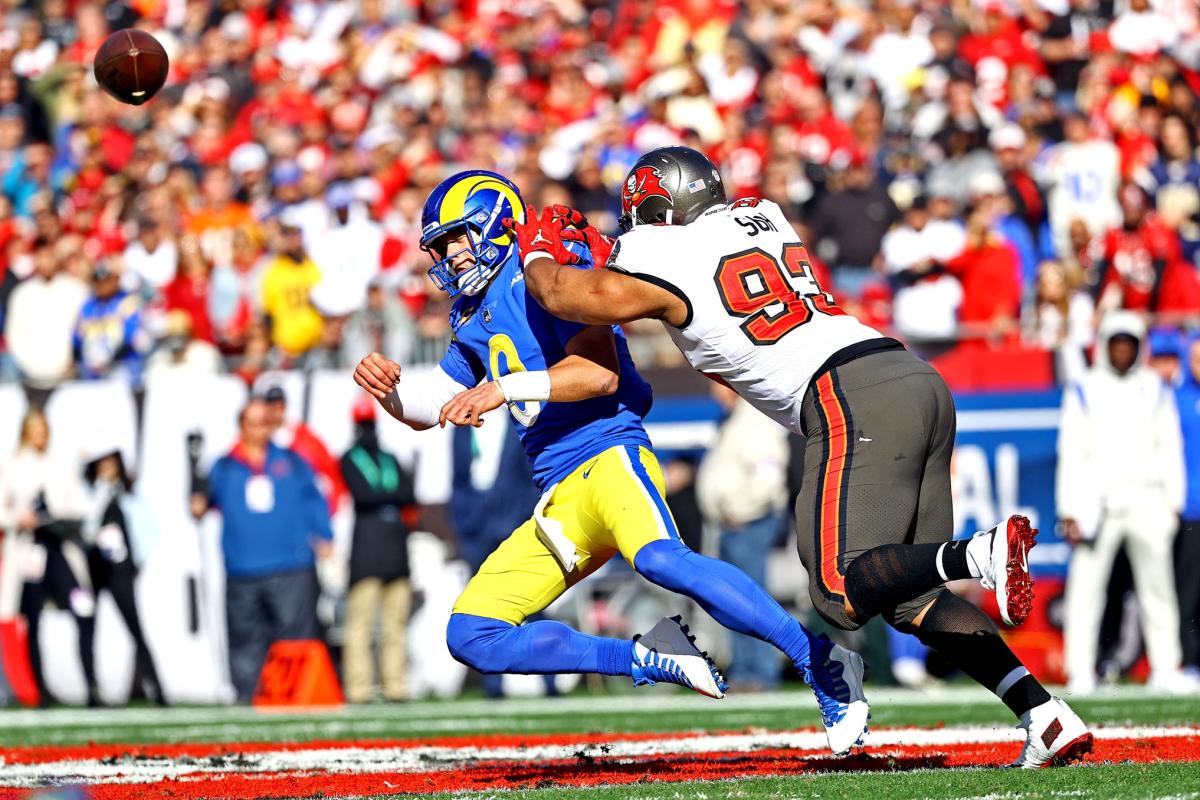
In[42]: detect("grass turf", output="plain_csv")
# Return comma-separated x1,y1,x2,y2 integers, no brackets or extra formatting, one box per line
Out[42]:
400,763,1200,800
0,689,1196,747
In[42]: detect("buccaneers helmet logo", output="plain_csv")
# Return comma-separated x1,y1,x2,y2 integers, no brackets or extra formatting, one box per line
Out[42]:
622,166,673,216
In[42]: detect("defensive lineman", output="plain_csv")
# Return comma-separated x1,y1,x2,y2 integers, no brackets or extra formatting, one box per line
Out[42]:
507,146,1093,768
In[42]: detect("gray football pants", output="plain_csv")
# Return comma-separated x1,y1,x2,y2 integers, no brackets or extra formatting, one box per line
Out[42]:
795,349,957,631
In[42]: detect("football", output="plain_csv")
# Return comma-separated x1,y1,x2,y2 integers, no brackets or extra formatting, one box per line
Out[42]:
93,28,169,106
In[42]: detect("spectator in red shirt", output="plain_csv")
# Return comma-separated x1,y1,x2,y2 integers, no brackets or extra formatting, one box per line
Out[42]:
1095,184,1186,313
164,236,215,344
946,206,1022,340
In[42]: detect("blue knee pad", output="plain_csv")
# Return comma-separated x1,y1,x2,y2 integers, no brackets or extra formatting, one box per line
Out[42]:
446,613,514,674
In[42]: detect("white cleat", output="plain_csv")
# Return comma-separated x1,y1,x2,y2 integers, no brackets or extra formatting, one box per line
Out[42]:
969,514,1038,626
631,615,727,699
1012,697,1094,768
804,633,871,755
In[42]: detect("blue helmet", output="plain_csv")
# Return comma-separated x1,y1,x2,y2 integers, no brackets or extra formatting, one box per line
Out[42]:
419,170,526,298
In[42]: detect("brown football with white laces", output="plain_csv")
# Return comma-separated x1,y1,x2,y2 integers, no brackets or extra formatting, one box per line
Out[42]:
93,29,169,106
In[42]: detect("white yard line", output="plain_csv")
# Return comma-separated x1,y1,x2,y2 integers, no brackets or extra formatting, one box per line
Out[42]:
0,725,1195,788
0,685,1180,731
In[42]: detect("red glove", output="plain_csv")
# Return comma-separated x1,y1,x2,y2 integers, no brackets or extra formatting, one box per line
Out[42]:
549,204,616,267
502,205,584,266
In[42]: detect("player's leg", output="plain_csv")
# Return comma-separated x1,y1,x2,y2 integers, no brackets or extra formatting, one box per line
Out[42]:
837,364,1035,627
446,513,630,677
595,445,814,668
446,490,725,697
871,368,1090,766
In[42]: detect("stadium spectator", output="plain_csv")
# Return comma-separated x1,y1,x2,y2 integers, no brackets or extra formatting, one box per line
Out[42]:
1027,259,1095,385
194,397,333,704
1148,327,1185,385
259,220,324,361
81,448,166,706
1041,113,1121,258
144,310,222,381
208,226,264,355
944,206,1022,340
163,236,216,346
1175,334,1200,682
261,385,347,515
340,397,416,704
881,195,963,343
309,183,384,322
1056,311,1192,694
121,218,177,300
4,243,87,397
1093,184,1186,314
696,384,788,692
73,260,150,387
0,409,96,706
810,151,899,296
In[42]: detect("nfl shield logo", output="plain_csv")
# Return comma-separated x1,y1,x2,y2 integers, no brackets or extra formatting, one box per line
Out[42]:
483,308,492,324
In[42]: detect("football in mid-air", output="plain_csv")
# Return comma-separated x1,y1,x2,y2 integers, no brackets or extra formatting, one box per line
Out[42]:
93,29,169,106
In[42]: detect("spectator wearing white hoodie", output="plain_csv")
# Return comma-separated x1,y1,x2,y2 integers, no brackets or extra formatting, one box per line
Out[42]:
1056,310,1192,694
3,244,87,394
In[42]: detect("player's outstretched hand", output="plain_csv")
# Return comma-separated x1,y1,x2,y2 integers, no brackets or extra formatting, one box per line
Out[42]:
548,204,615,267
354,352,403,400
502,205,583,266
439,382,506,428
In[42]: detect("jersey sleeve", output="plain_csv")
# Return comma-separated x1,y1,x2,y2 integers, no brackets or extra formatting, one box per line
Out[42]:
437,337,486,387
605,229,694,328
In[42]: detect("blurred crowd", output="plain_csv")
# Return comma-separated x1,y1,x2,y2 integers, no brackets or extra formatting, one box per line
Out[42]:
0,0,1198,395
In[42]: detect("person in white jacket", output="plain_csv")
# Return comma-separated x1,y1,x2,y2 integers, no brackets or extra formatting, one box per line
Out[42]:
1057,310,1193,694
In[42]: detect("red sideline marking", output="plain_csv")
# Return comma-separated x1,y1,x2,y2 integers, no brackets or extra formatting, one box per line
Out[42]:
0,730,705,766
69,736,1200,800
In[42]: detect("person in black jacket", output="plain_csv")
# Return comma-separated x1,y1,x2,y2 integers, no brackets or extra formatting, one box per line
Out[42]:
82,449,166,706
339,398,416,703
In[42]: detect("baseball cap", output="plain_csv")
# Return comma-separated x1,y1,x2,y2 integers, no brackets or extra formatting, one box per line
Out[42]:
968,170,1006,198
260,385,287,404
229,142,268,175
352,394,376,423
988,123,1027,151
326,182,354,209
1149,327,1184,359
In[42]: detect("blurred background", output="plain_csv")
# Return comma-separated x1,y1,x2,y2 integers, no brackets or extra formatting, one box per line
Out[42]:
0,0,1198,707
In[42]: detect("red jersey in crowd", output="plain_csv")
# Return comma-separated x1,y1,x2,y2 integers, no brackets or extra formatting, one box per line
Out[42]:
945,236,1022,325
275,422,348,515
1093,215,1182,310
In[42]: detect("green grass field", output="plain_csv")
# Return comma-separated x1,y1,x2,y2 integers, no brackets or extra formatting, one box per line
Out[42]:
3,687,1198,799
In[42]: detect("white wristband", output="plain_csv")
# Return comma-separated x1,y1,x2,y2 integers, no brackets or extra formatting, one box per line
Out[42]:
523,250,553,268
496,370,552,403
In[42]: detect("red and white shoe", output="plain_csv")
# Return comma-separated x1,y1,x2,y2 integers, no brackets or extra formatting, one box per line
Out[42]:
968,514,1038,626
1012,697,1094,768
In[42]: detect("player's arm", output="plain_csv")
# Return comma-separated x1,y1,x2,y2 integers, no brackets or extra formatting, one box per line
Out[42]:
523,256,688,327
438,325,622,428
504,206,688,327
354,351,470,432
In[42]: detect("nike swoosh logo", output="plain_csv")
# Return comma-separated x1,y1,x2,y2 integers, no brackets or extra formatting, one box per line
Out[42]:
1019,543,1029,573
583,465,595,479
858,436,873,443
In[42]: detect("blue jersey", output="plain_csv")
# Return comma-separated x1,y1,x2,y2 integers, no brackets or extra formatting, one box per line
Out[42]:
437,250,653,490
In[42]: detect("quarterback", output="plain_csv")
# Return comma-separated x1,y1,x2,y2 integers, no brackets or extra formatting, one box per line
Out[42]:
354,170,869,754
510,147,1093,768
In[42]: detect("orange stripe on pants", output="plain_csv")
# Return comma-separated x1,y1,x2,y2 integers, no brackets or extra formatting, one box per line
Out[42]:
815,373,849,597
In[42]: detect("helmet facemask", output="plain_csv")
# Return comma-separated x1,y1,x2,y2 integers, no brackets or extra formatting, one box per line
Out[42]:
422,207,505,298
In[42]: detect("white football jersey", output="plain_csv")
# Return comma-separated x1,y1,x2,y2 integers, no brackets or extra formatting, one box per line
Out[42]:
608,199,884,433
